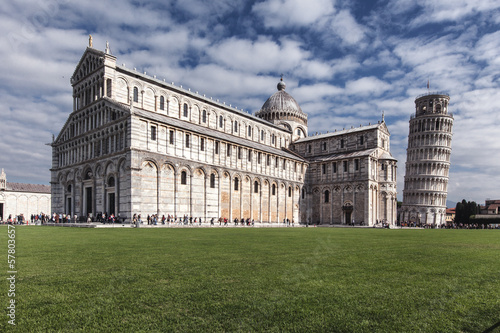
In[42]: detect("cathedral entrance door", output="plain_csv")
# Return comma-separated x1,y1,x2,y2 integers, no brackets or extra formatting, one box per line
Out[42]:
342,203,353,225
108,193,115,215
66,197,72,216
85,187,93,217
345,211,352,225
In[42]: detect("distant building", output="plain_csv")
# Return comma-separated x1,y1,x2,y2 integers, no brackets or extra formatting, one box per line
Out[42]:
400,93,454,226
480,199,500,215
50,43,397,225
470,199,500,226
0,169,51,222
445,208,455,223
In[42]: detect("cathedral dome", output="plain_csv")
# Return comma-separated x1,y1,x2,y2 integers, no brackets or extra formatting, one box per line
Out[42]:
256,78,307,126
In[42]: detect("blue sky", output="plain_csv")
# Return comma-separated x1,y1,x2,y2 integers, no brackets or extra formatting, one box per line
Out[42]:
1,0,499,204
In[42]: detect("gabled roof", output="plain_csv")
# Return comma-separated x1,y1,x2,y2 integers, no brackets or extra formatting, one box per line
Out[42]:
71,47,106,84
53,97,131,145
295,122,389,143
4,182,51,194
306,148,378,163
301,147,396,164
379,151,397,161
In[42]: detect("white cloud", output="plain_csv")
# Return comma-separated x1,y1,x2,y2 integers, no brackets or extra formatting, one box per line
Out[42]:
330,9,367,46
293,83,343,104
296,60,336,80
206,37,308,73
252,0,335,28
473,30,500,66
345,76,391,96
409,0,500,26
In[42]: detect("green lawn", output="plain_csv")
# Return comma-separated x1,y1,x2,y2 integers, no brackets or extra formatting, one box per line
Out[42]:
1,227,499,332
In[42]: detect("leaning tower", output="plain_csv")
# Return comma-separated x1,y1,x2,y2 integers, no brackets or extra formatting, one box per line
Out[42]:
400,93,453,226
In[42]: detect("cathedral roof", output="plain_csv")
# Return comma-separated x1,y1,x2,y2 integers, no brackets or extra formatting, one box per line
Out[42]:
133,109,307,162
295,122,388,143
3,182,51,194
255,78,307,123
306,148,396,162
306,148,378,162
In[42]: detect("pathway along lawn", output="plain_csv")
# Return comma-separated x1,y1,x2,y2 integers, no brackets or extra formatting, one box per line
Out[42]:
1,227,499,332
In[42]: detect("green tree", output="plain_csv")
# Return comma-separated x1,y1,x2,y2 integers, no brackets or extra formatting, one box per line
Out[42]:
455,199,478,224
455,201,463,223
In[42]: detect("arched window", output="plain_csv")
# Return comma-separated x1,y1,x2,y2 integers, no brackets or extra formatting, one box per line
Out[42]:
202,110,207,123
210,174,215,188
254,181,259,193
261,130,265,141
234,178,239,191
272,184,276,195
302,188,305,199
159,96,165,110
248,125,252,137
183,103,188,117
234,121,238,133
108,177,115,187
324,190,330,203
181,171,187,185
219,115,223,128
288,186,292,197
133,87,139,102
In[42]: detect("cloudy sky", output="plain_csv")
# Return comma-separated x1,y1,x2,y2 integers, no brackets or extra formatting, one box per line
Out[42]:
1,0,499,205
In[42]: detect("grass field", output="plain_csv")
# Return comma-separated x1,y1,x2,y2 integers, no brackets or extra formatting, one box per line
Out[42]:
1,226,499,332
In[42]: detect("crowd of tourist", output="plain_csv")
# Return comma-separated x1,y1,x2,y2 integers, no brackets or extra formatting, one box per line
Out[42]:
130,214,257,227
127,214,297,227
2,213,498,229
1,213,74,224
442,223,498,229
397,221,499,229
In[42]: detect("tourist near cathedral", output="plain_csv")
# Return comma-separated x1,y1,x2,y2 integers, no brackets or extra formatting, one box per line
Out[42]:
50,40,401,226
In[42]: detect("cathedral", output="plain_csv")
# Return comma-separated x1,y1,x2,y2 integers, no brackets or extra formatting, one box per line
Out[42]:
50,43,397,225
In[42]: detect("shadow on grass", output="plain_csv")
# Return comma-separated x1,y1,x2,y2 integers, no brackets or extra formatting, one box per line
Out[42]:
483,321,500,333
